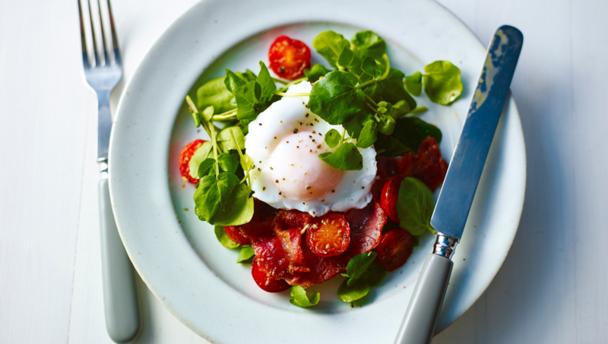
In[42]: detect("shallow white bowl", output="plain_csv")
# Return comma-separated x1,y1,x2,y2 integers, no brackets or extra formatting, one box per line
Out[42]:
109,0,526,342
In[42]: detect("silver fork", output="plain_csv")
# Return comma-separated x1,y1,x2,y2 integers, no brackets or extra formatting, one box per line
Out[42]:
78,0,140,342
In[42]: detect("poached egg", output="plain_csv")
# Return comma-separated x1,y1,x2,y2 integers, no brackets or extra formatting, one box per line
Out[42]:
245,81,376,216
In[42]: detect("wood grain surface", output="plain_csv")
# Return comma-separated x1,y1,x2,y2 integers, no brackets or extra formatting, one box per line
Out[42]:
1,0,605,343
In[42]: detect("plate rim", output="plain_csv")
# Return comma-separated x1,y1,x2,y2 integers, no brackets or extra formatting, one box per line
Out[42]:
109,0,526,341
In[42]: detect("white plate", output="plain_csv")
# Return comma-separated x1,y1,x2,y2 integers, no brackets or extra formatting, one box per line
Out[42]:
109,0,526,342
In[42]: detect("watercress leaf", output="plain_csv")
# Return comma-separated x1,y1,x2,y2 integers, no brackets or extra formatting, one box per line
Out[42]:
345,252,377,286
324,129,341,148
188,142,213,179
194,172,253,226
377,114,396,136
337,47,355,69
232,81,259,123
197,158,215,178
356,119,377,148
224,70,247,93
357,56,386,81
218,151,239,173
256,61,277,102
423,60,463,105
305,64,331,82
410,105,429,115
196,76,236,113
308,71,367,124
375,117,442,156
236,245,255,263
337,280,369,303
319,142,363,170
214,225,240,249
312,30,351,68
194,173,237,222
217,126,245,152
342,112,372,138
397,177,435,236
404,71,422,96
351,30,387,59
366,69,416,111
290,286,321,308
213,180,254,226
202,106,214,122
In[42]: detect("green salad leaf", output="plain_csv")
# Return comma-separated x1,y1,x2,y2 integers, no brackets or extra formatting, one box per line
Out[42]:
356,119,377,148
195,76,236,114
397,177,435,236
217,126,245,152
337,252,386,305
319,142,363,170
214,225,240,249
236,246,255,263
404,71,423,96
423,60,463,105
309,70,367,124
305,64,330,82
351,30,386,59
324,129,341,148
188,142,213,179
375,117,442,156
218,151,239,173
290,286,321,308
224,62,278,125
312,31,351,68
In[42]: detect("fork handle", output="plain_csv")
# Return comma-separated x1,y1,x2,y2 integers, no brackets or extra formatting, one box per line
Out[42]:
99,168,140,342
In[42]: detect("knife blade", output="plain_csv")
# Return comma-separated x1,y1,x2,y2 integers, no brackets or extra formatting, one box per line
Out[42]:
431,26,523,238
394,25,523,344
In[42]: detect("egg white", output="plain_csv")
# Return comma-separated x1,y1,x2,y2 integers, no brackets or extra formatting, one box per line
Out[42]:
245,81,377,216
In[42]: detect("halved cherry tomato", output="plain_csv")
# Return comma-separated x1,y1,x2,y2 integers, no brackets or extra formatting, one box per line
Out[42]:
413,137,448,190
251,257,290,292
375,229,415,271
305,213,351,257
223,226,250,245
377,153,416,180
380,176,402,223
346,202,387,255
178,139,205,184
268,35,311,80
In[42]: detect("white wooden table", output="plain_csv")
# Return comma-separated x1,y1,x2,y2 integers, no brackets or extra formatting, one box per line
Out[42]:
1,0,606,343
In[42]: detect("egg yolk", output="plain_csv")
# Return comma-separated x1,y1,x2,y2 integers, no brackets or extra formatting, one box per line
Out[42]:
266,131,343,201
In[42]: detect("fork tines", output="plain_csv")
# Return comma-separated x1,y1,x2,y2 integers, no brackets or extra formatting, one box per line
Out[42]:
78,0,122,68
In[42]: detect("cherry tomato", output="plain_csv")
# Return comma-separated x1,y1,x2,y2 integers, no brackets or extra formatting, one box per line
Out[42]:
178,139,205,184
413,137,448,190
380,176,402,223
375,229,415,271
268,35,311,80
305,213,351,257
377,152,415,180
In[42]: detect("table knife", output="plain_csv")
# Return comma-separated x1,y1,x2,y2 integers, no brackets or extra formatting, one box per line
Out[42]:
394,25,523,344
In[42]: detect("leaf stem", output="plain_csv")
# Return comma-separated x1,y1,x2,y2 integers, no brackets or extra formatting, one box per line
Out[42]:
211,108,238,121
